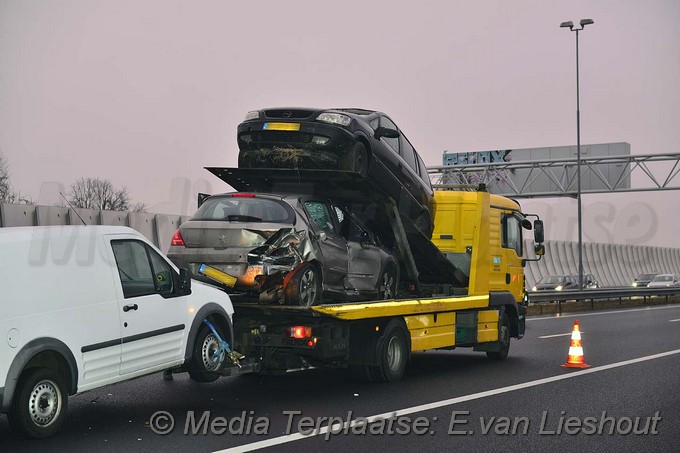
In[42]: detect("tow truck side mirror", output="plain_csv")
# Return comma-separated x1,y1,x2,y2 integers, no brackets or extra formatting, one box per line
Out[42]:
533,220,544,244
534,244,545,256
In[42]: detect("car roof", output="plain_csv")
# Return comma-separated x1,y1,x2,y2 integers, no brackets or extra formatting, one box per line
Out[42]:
0,225,136,241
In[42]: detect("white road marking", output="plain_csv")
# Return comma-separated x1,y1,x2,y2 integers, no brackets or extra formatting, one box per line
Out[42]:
527,304,680,321
213,348,680,453
669,319,680,322
538,332,578,338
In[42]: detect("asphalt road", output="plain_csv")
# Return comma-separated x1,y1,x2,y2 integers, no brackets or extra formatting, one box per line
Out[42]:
2,304,680,452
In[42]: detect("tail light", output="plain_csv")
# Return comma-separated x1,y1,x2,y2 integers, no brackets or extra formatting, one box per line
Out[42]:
231,193,255,198
284,326,312,339
171,230,185,247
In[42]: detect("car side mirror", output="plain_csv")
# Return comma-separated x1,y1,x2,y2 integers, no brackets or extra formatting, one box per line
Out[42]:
177,268,192,295
374,126,399,140
358,230,370,248
533,220,544,244
198,193,211,208
317,231,327,242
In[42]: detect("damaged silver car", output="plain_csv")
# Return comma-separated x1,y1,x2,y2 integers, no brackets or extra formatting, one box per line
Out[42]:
167,193,399,306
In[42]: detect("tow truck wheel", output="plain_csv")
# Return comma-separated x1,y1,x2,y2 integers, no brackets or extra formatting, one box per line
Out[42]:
379,265,397,300
8,367,68,438
340,142,368,177
285,264,322,307
189,324,223,383
487,314,511,360
376,320,409,382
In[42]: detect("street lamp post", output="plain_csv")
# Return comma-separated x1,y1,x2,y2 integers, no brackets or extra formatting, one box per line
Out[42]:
561,18,594,291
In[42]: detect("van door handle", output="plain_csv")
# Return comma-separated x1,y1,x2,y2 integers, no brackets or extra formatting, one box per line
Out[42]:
123,304,138,312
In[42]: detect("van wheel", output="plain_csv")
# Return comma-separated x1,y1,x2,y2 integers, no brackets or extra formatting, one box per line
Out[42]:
376,320,409,382
8,368,68,438
487,314,511,360
285,264,322,307
189,324,223,383
341,142,369,177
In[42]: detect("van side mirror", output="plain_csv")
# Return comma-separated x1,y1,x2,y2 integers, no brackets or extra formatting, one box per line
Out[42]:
533,220,544,244
178,268,192,295
534,244,545,256
374,127,399,140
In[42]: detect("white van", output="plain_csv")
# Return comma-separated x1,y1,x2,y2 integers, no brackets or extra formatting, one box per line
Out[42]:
0,226,234,438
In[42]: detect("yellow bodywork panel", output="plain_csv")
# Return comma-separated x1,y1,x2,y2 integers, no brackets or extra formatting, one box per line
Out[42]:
477,309,500,343
405,312,456,351
198,264,237,287
310,295,489,320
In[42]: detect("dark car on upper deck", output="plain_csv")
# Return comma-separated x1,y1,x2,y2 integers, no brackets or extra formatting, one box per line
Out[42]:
236,107,434,236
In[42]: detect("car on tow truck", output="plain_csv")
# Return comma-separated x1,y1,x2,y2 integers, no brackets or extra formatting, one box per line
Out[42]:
167,192,399,306
236,107,434,235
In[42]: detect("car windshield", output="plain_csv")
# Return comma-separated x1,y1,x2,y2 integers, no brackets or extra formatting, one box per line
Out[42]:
539,276,565,285
191,196,295,223
652,275,673,282
637,273,656,281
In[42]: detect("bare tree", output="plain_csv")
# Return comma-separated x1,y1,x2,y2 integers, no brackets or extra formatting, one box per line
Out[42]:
0,153,10,202
0,152,32,204
131,202,148,213
69,177,130,211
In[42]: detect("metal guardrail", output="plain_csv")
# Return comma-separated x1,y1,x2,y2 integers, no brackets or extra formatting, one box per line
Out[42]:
528,287,680,315
528,286,680,303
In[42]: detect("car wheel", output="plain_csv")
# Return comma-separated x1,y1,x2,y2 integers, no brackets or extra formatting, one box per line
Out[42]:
341,142,369,177
8,368,68,438
379,264,397,300
285,264,322,307
487,314,511,360
189,323,224,383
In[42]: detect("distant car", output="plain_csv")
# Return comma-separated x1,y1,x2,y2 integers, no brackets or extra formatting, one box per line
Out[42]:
632,273,657,288
236,107,434,235
532,275,578,291
167,192,399,306
647,274,680,288
573,273,599,289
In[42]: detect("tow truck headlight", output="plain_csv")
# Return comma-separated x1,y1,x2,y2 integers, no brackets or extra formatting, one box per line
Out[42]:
244,110,259,121
317,113,351,126
555,285,563,291
284,326,312,339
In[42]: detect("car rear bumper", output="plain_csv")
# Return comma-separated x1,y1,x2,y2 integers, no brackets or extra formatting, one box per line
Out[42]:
237,121,356,155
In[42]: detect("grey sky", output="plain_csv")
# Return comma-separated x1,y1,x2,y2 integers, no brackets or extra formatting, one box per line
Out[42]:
1,0,678,247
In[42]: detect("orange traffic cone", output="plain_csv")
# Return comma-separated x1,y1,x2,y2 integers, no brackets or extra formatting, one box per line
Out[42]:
561,320,591,368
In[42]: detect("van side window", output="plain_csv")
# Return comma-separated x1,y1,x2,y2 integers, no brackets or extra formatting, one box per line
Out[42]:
501,215,522,256
379,116,400,154
400,134,418,172
112,240,174,298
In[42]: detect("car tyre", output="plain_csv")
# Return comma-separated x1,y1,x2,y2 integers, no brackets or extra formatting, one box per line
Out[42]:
189,323,224,383
8,367,68,438
285,264,322,307
379,264,398,300
486,314,511,360
341,142,369,177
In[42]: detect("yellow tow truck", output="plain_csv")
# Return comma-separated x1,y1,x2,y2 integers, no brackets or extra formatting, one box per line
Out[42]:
207,168,545,382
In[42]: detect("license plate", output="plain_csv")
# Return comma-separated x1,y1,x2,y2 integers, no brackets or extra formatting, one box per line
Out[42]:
263,122,300,131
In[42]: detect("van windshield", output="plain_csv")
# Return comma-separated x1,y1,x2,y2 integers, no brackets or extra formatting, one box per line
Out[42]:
192,196,295,224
